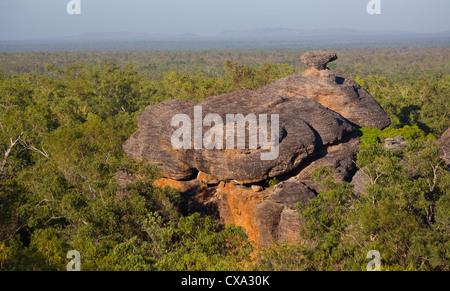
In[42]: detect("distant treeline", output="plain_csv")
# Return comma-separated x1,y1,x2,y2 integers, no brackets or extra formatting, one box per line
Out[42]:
1,35,449,52
1,47,449,137
1,46,449,80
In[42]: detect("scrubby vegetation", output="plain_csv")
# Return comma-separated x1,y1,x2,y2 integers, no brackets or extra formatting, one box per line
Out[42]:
0,47,449,270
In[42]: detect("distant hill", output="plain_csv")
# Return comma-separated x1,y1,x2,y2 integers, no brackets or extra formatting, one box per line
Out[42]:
215,27,419,39
0,28,449,52
50,31,201,41
42,28,450,42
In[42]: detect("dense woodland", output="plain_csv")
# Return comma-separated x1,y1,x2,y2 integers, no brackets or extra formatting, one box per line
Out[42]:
0,47,449,270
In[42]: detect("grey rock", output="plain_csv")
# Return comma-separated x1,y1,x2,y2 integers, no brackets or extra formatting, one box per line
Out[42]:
295,135,361,192
351,167,371,195
122,50,394,248
278,209,304,243
124,51,389,184
260,72,391,130
270,177,316,209
301,50,338,70
254,201,283,248
438,128,450,169
384,135,409,150
124,94,355,184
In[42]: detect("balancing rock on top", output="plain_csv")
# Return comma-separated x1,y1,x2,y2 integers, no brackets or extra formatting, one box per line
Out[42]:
300,50,338,70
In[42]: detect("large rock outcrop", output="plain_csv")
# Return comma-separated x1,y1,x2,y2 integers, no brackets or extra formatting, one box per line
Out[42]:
124,95,355,184
122,51,391,247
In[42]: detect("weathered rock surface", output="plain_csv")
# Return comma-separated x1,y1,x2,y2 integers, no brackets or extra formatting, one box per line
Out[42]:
384,136,410,151
294,135,360,192
300,50,338,70
124,51,389,183
351,167,371,195
124,94,356,184
269,177,315,209
150,178,316,248
439,128,450,169
122,50,392,248
197,171,220,186
261,70,391,130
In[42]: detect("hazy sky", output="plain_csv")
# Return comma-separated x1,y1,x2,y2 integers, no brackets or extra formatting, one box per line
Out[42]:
0,0,449,40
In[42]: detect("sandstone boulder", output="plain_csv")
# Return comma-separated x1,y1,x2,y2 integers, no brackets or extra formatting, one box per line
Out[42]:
384,136,409,150
351,167,371,195
301,50,338,70
197,171,220,185
269,177,316,209
121,50,392,248
123,50,391,184
260,70,391,129
251,185,264,192
124,93,355,184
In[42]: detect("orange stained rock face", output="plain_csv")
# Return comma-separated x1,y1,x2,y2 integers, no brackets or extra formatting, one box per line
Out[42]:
153,177,268,246
154,178,192,191
302,67,322,77
215,183,265,246
197,171,220,185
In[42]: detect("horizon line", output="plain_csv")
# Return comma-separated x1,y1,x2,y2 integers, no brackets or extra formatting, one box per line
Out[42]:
1,27,450,42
